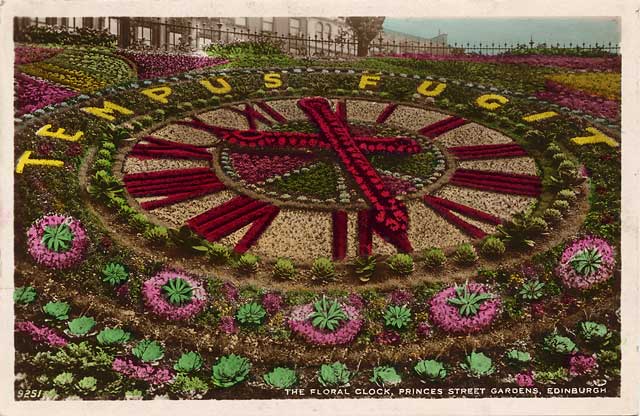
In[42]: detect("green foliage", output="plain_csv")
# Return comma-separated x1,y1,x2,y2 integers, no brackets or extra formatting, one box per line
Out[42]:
53,372,74,388
124,389,144,400
370,366,402,387
211,354,251,388
263,367,297,389
552,199,570,213
423,247,446,270
352,256,377,282
67,316,96,336
102,262,128,286
128,213,149,232
534,367,569,384
14,286,37,304
570,248,603,275
383,305,412,330
42,223,74,252
206,38,285,58
497,211,548,248
94,158,112,171
452,242,478,265
309,297,347,331
543,332,577,355
171,374,209,396
97,149,112,160
88,170,123,201
460,352,495,377
557,189,577,203
480,236,506,259
311,257,337,281
543,208,563,224
144,225,170,246
447,283,492,316
132,339,165,363
523,129,547,149
518,280,545,301
191,241,231,264
414,359,447,381
236,253,259,274
174,351,204,374
505,349,532,367
76,376,97,394
96,327,131,346
272,258,296,280
370,151,437,178
386,253,415,275
22,25,117,46
271,162,339,200
33,342,113,370
236,302,267,326
317,362,351,387
101,142,116,152
579,321,612,345
162,278,193,306
43,301,70,320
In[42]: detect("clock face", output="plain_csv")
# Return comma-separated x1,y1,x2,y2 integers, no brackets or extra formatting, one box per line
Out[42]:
119,96,540,261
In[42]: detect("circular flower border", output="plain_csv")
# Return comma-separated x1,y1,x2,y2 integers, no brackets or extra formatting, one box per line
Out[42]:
288,301,363,346
142,270,207,321
26,214,89,269
555,235,616,290
429,282,501,334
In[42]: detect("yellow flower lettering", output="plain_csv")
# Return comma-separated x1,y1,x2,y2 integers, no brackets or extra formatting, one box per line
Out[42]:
15,150,64,174
416,80,447,97
264,73,283,89
476,94,509,111
200,77,232,95
522,111,559,122
140,86,173,104
358,74,381,90
35,124,84,142
571,127,619,148
81,101,134,121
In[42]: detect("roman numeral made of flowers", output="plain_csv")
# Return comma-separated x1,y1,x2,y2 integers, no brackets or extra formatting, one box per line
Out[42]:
129,136,213,160
419,116,468,139
447,143,528,160
449,169,542,197
297,97,412,253
227,102,288,129
423,195,503,239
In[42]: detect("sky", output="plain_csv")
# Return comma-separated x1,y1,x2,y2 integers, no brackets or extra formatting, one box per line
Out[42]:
383,18,621,47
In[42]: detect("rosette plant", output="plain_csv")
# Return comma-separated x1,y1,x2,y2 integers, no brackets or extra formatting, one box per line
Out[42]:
162,278,193,306
42,223,74,252
132,339,165,363
370,366,402,387
310,297,347,331
519,280,545,301
263,367,297,389
447,283,493,317
414,359,447,381
318,362,351,387
383,305,411,330
556,236,615,289
236,302,267,326
102,263,128,286
174,351,204,374
460,352,495,378
67,316,96,336
211,354,251,388
43,301,70,320
96,327,131,346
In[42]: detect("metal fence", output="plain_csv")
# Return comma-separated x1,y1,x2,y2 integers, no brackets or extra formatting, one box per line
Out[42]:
14,17,621,57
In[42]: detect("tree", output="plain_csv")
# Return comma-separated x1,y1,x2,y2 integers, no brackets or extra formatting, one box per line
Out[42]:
345,17,385,57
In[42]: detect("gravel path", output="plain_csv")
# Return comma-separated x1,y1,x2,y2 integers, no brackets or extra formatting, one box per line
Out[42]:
437,123,513,147
383,105,447,132
345,100,389,123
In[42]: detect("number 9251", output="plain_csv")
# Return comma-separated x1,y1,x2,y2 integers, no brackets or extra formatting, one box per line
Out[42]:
17,389,43,399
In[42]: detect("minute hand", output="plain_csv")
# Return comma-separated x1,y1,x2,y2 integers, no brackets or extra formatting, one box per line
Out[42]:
297,97,412,252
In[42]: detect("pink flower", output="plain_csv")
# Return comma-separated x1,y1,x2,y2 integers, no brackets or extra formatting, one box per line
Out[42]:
429,282,501,334
416,321,432,338
142,270,207,321
536,80,619,121
530,302,545,318
347,293,365,310
288,302,363,346
15,46,62,65
15,321,67,348
375,330,401,345
387,289,415,305
112,357,174,385
229,152,315,184
261,293,283,315
569,353,598,377
115,50,227,79
15,73,77,116
218,316,238,334
515,371,535,387
555,235,616,289
27,214,89,269
221,281,239,303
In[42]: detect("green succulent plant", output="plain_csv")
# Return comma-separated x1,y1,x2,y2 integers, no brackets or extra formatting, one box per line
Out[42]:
263,367,297,389
447,283,492,317
543,332,577,355
309,297,347,331
452,243,478,266
76,376,97,393
174,351,204,373
171,374,209,396
505,349,532,367
311,257,337,281
88,170,123,201
43,301,71,320
236,302,267,326
370,366,402,387
383,305,412,330
579,321,612,344
53,372,74,388
480,236,506,258
414,359,447,381
519,280,545,301
460,352,495,377
132,339,165,362
102,262,128,286
317,362,351,387
236,253,259,274
272,258,296,280
543,208,563,224
144,226,169,246
352,256,377,282
42,223,74,252
96,327,131,346
14,286,37,305
211,354,251,388
67,316,96,336
423,247,446,270
162,278,193,306
570,248,603,275
386,253,414,275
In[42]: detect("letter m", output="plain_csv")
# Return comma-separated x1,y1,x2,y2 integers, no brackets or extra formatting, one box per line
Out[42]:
81,101,134,121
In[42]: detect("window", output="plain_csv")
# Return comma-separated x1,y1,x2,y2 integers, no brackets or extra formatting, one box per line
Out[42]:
262,17,273,32
289,18,300,36
234,17,247,26
315,22,323,39
45,17,57,26
325,24,332,39
169,32,182,46
136,26,152,45
82,17,93,28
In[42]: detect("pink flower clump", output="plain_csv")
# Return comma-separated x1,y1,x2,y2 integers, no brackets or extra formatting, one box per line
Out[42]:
555,235,616,290
142,270,207,321
387,289,415,305
346,293,365,310
230,152,316,184
221,281,239,302
112,357,174,385
515,371,535,387
416,321,432,338
15,321,68,348
380,174,417,196
27,214,89,270
376,330,401,345
261,293,283,315
429,282,501,334
15,73,78,115
535,80,620,121
116,50,227,79
568,353,598,377
385,53,621,71
288,302,363,346
218,316,238,334
15,46,62,65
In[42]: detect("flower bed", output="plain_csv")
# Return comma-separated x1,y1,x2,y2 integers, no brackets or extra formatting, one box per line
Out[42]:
15,321,68,347
429,282,501,334
229,151,316,184
26,214,89,269
536,80,619,121
112,357,174,385
288,302,363,345
15,46,63,65
142,270,208,320
15,72,78,115
116,50,228,79
555,235,616,289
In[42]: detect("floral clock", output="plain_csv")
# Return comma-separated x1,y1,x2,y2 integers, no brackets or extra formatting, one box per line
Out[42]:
119,95,543,262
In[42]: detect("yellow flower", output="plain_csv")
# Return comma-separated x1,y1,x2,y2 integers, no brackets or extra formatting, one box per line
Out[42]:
476,94,509,111
548,72,620,101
